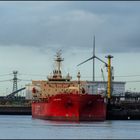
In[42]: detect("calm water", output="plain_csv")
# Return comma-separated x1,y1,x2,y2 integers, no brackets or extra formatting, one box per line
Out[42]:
0,115,140,139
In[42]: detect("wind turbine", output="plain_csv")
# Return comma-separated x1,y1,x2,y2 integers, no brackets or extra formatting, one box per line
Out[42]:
77,36,107,82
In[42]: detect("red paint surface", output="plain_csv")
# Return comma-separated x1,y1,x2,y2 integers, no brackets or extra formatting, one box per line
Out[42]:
32,94,106,121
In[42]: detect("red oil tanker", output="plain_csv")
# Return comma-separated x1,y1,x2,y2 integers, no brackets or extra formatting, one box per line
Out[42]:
31,51,106,121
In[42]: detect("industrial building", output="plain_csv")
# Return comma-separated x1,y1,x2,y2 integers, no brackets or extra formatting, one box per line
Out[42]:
84,81,126,96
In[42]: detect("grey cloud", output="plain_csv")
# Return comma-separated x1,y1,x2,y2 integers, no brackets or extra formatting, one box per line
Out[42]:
0,2,139,54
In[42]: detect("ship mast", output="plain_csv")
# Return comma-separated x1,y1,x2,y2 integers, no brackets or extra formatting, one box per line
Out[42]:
55,50,64,77
53,50,64,78
47,50,72,81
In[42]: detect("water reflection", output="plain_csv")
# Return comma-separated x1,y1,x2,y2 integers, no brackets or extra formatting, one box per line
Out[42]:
0,115,140,139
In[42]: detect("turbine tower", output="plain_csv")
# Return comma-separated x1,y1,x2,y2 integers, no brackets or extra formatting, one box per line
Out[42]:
93,35,95,82
77,36,108,81
77,37,114,100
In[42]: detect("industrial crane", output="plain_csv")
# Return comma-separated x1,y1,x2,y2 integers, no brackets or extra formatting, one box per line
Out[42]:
101,68,105,82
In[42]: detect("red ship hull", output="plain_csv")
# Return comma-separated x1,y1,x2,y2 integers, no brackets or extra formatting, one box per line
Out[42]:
32,94,106,121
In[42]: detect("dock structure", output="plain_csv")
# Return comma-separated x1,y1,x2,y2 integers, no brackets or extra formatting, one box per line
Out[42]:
0,96,31,115
107,93,140,120
0,105,31,115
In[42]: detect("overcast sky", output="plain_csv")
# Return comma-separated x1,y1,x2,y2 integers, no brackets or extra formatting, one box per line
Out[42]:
0,1,140,94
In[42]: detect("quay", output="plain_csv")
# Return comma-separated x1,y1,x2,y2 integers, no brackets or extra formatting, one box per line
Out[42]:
0,105,31,115
107,94,140,120
0,96,31,115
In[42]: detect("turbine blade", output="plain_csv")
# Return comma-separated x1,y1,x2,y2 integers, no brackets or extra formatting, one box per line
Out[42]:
95,56,108,66
77,56,94,66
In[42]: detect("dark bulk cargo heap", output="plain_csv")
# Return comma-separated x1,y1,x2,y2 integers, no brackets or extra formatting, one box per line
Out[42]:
31,51,106,121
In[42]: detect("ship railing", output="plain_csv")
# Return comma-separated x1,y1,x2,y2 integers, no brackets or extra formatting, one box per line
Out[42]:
47,75,72,81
